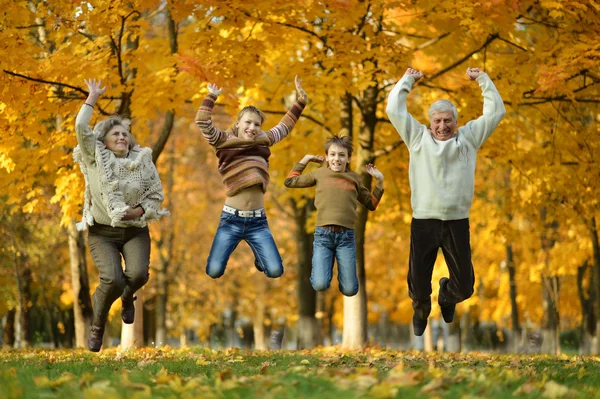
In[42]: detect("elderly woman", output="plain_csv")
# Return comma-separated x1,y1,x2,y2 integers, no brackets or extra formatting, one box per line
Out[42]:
74,79,168,352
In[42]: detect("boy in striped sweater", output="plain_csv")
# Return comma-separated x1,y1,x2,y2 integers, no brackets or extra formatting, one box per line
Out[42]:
195,77,307,278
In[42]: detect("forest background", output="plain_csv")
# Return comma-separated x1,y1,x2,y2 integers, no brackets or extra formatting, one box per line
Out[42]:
1,0,599,356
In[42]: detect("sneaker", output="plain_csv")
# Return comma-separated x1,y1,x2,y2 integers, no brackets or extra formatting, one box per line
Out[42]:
412,314,428,336
88,325,105,352
439,278,456,323
121,296,137,324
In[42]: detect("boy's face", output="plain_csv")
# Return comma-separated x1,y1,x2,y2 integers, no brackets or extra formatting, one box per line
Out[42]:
236,111,262,140
326,143,349,173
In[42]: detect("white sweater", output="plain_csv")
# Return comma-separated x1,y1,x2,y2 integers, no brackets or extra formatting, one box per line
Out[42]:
74,105,169,231
386,74,506,220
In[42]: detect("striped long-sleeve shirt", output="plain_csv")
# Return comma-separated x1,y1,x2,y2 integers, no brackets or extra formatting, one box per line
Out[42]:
195,93,306,196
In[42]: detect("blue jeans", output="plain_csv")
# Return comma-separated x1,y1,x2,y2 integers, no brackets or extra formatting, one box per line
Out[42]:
206,211,284,278
311,226,358,296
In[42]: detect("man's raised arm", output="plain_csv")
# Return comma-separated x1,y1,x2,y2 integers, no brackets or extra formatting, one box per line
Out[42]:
386,68,427,149
463,67,506,148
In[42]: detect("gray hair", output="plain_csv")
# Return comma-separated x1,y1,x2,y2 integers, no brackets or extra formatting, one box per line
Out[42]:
428,100,458,122
93,116,137,150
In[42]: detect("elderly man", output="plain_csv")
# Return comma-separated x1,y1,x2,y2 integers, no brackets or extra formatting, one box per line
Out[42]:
386,67,506,336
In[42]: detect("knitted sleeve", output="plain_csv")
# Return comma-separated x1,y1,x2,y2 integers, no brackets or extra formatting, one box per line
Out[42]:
357,179,384,211
463,74,506,149
265,99,306,146
284,162,317,188
139,165,168,221
75,104,97,163
195,93,228,147
385,75,426,150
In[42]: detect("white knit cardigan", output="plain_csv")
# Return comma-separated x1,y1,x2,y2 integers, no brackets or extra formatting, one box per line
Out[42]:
74,105,169,231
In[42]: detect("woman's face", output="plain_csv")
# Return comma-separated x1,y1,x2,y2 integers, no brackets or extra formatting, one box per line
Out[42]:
105,125,130,156
236,111,262,140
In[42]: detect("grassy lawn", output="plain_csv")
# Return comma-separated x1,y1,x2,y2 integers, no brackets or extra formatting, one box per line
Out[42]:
1,347,599,398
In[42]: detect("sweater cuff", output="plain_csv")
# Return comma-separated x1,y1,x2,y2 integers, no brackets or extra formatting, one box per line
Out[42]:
292,162,307,172
372,186,384,200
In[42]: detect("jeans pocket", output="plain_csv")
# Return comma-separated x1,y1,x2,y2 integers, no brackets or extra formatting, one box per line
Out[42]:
314,227,326,237
218,212,236,227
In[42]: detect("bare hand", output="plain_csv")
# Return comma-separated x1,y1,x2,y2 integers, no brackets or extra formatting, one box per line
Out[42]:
84,78,106,98
366,163,384,182
295,75,308,103
404,68,424,81
208,83,222,96
301,154,324,165
121,206,143,221
466,67,485,81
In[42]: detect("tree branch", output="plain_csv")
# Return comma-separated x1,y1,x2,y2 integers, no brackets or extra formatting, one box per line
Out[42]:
414,32,451,51
261,110,333,133
422,33,499,82
2,70,116,115
520,98,600,105
497,36,528,52
374,140,404,157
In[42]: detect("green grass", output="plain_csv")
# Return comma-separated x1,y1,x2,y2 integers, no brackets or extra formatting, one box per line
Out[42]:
1,347,599,398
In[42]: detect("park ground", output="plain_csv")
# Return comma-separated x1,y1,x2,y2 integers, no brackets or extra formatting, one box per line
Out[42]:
1,347,600,398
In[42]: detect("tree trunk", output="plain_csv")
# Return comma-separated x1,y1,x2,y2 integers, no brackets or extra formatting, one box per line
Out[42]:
3,309,16,348
589,217,600,355
577,261,594,354
14,252,32,348
460,310,474,352
291,197,321,349
541,275,561,354
342,85,378,349
253,276,267,350
506,243,521,352
68,220,93,348
121,290,145,349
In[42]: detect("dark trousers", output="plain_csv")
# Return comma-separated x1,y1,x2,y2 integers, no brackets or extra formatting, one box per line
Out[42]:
408,218,475,320
88,223,150,326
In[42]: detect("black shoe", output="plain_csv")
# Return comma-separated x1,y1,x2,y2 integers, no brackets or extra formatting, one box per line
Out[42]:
412,314,428,336
121,296,137,324
88,325,105,352
439,278,456,323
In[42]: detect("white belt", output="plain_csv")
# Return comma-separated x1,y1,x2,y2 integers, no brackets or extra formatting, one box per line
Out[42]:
223,205,265,218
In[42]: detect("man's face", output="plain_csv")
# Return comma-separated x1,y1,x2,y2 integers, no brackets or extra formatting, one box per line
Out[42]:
430,111,457,141
236,111,262,140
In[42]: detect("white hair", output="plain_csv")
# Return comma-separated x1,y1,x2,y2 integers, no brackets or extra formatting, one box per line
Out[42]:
428,100,458,121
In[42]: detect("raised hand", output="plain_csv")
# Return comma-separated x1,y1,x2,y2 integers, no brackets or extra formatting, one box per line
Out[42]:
466,67,485,81
84,78,106,98
366,163,384,183
300,154,324,165
404,68,424,81
208,83,222,96
295,75,308,103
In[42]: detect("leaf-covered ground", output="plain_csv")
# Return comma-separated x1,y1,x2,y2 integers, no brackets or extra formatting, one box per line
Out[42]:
1,347,599,398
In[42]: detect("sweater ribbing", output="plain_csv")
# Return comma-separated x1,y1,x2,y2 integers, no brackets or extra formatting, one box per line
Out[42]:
195,93,306,196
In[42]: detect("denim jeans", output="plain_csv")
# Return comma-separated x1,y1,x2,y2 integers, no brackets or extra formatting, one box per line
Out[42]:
408,218,475,320
87,223,150,326
311,226,358,296
206,211,284,278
